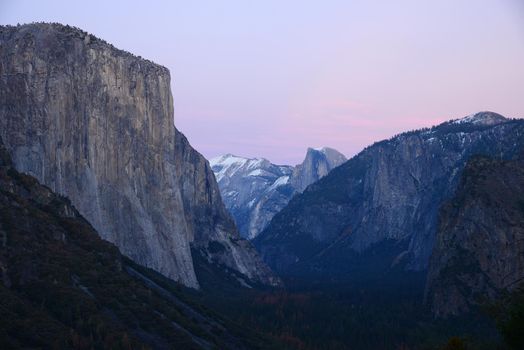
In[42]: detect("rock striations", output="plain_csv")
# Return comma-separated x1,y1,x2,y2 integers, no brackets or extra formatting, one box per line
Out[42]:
210,147,346,239
290,147,347,193
426,155,524,317
174,131,278,286
0,136,268,349
254,112,524,282
0,23,277,289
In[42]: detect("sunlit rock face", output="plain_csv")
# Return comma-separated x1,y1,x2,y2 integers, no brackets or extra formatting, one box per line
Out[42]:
210,147,346,239
0,23,278,289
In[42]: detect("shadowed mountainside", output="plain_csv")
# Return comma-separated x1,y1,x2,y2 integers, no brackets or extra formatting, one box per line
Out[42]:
427,155,524,317
0,136,275,349
255,112,524,287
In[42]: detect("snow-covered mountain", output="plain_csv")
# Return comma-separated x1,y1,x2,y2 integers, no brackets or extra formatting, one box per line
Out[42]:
210,148,347,239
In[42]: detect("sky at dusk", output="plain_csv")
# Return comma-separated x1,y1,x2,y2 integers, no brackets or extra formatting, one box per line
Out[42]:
1,0,523,164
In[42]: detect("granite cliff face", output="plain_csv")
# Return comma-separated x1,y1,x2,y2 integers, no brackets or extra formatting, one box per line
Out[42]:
254,113,524,282
290,147,347,193
210,147,346,239
0,23,277,289
175,131,279,285
426,156,524,317
0,137,268,349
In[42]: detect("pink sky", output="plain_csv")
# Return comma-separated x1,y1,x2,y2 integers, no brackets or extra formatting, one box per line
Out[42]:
2,0,523,164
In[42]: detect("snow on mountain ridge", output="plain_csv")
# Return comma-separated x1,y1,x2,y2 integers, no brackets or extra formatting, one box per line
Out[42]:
210,154,284,183
450,111,507,126
210,148,347,239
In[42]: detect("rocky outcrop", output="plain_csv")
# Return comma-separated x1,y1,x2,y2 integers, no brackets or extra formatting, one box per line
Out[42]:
175,131,280,286
426,156,524,317
0,23,277,289
210,147,346,239
254,112,524,282
290,147,347,192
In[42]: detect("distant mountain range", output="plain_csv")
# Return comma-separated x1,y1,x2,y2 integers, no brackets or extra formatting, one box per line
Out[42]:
210,147,346,239
254,112,524,306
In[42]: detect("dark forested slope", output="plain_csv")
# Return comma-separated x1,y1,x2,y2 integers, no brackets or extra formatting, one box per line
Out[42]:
0,137,269,349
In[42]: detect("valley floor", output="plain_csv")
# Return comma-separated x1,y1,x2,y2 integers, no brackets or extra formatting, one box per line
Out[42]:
190,256,513,350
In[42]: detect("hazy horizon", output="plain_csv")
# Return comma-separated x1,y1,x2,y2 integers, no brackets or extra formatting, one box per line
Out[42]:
2,0,523,164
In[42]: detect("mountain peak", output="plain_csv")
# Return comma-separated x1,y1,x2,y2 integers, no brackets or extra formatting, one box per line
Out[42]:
306,147,346,161
210,146,346,239
451,111,507,126
210,153,248,166
291,147,347,192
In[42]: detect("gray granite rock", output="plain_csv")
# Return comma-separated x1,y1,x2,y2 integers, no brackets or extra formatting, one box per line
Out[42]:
290,147,347,193
254,112,524,281
0,23,278,289
426,156,524,317
210,147,346,239
175,131,280,286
